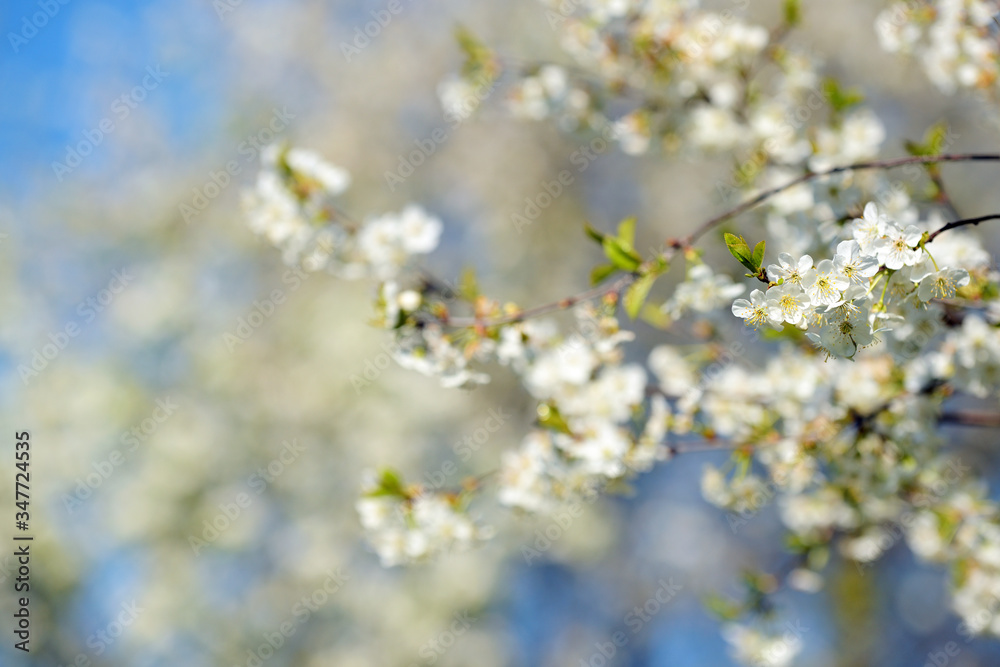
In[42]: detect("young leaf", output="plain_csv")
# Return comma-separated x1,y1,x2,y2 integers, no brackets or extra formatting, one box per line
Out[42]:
640,303,671,329
617,216,636,246
590,263,617,286
624,272,657,319
723,232,757,272
603,237,642,272
458,266,480,300
783,0,802,25
823,77,864,113
584,222,606,244
537,403,571,434
365,468,409,498
905,121,949,159
703,593,742,621
751,240,766,272
454,25,498,80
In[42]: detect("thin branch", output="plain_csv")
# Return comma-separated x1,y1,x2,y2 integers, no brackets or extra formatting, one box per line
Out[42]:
428,155,998,331
672,153,1000,248
667,439,741,455
432,272,637,328
940,410,1000,428
926,213,1000,243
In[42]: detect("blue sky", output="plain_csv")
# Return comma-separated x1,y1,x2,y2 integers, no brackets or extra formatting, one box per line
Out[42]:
0,0,232,201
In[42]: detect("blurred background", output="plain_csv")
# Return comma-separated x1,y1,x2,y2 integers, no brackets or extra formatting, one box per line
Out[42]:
1,0,1000,665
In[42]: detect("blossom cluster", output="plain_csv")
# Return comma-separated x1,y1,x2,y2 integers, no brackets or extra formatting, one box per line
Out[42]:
877,0,1000,95
483,0,889,171
243,144,442,279
238,0,1000,661
731,202,978,360
355,469,494,567
496,306,669,512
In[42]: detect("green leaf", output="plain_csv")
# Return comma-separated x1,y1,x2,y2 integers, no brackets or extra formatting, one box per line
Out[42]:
783,0,802,25
603,478,637,497
365,468,409,498
617,216,636,246
590,263,617,286
454,25,499,81
603,236,642,272
640,303,671,329
823,77,864,113
751,239,766,272
584,222,606,244
723,232,757,272
703,593,743,621
905,121,949,158
458,266,480,301
537,403,571,434
624,272,657,319
924,121,949,154
455,25,489,65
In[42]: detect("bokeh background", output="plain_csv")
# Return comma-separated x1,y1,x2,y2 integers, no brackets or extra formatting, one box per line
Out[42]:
2,0,1000,665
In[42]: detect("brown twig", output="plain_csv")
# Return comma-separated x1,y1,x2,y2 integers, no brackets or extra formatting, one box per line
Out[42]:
429,155,999,331
926,213,1000,243
940,410,1000,428
677,153,1000,248
667,439,740,456
435,272,637,328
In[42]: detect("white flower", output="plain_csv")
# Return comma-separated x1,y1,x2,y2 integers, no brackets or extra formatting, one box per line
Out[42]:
766,283,812,326
732,289,782,328
397,205,442,255
841,110,887,160
833,240,880,286
917,267,970,301
526,339,598,396
356,497,394,530
850,202,888,254
875,222,924,270
613,112,652,155
664,264,745,319
723,623,803,667
397,289,422,312
357,215,402,272
438,75,485,121
767,253,813,285
498,432,552,512
688,105,743,151
358,488,493,566
570,419,631,477
805,304,876,359
801,259,849,306
285,148,351,195
648,345,698,396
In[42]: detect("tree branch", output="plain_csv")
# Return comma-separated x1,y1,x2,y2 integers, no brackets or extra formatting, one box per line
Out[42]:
431,272,637,328
926,213,1000,243
671,153,1000,248
430,154,999,330
940,410,1000,428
